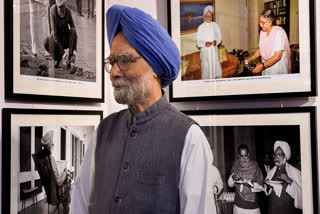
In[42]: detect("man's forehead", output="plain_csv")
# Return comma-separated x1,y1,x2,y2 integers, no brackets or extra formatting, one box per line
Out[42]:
109,51,132,57
275,147,284,153
239,148,248,155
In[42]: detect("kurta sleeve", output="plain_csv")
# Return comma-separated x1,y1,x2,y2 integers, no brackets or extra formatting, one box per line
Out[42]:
70,131,97,214
214,23,222,46
228,173,235,187
212,166,223,194
273,30,285,52
196,24,206,48
251,167,264,192
286,165,302,209
50,156,67,186
179,124,213,214
67,9,76,29
50,6,64,54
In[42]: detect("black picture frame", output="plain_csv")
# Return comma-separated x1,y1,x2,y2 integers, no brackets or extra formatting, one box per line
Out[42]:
182,106,318,213
2,108,103,213
168,0,316,102
4,0,105,102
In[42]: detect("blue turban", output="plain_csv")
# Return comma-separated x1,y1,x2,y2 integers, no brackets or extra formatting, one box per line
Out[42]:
106,5,181,88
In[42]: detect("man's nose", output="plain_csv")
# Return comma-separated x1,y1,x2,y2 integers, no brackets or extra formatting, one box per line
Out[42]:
110,63,123,80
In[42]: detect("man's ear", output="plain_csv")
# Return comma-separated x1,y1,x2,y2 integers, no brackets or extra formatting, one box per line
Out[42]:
153,72,162,86
153,72,158,79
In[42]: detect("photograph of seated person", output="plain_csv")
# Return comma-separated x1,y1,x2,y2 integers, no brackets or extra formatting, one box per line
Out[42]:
245,9,291,76
196,5,222,79
40,131,72,213
228,144,264,214
265,140,302,214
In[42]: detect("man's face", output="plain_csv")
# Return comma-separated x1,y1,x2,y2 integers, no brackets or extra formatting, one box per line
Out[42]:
57,4,67,18
274,147,286,167
238,148,249,167
109,33,155,106
204,10,212,23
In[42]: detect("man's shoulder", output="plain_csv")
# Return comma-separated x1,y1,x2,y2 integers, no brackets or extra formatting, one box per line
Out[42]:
287,163,301,174
164,104,197,126
252,160,261,168
197,22,206,30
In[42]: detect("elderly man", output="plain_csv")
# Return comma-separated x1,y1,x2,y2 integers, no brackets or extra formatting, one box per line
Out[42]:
196,5,222,79
228,144,264,214
265,141,302,214
70,5,213,214
44,0,78,69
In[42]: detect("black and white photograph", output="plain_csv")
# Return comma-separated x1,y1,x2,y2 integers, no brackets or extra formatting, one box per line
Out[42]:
4,0,104,102
184,107,317,214
2,109,102,214
168,0,315,101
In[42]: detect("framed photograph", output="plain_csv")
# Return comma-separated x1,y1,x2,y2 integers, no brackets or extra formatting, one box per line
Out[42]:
183,107,317,213
2,108,103,213
168,0,316,101
4,0,105,102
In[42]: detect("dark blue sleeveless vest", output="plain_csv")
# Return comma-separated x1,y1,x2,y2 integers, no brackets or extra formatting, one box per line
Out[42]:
93,95,195,214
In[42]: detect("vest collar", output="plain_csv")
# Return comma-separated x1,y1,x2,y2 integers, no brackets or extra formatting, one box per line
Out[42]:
129,91,168,126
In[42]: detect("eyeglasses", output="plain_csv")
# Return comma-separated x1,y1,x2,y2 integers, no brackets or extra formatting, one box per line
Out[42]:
104,54,143,73
273,153,285,158
258,20,268,26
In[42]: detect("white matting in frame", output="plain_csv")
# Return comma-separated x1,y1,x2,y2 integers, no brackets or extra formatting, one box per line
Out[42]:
168,0,315,101
5,0,105,102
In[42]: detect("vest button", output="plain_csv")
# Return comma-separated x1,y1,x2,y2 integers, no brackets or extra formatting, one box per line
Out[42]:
114,196,120,203
130,131,136,137
123,161,129,170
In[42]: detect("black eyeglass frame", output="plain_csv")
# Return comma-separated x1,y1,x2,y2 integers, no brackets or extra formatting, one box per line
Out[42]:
104,54,143,73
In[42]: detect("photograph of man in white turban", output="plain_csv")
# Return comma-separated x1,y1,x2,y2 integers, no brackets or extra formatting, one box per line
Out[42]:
196,5,222,79
265,140,302,214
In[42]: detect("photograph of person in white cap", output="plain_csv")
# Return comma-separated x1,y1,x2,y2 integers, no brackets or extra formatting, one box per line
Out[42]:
36,130,72,213
265,140,302,214
11,124,94,213
196,5,222,79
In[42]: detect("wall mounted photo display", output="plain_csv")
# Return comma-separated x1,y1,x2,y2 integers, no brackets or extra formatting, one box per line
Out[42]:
2,108,103,214
4,0,105,102
182,107,317,213
168,0,316,101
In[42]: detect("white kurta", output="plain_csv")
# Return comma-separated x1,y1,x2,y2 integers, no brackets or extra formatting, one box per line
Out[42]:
205,165,223,214
70,124,215,214
196,22,222,79
260,30,288,76
266,163,302,209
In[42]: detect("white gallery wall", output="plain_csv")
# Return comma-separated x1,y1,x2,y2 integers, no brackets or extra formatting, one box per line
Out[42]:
0,0,319,212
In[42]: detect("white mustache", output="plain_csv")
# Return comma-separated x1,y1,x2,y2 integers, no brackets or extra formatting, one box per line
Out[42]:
112,79,128,87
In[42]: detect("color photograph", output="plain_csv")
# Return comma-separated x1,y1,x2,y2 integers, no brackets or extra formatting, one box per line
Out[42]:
169,0,315,101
